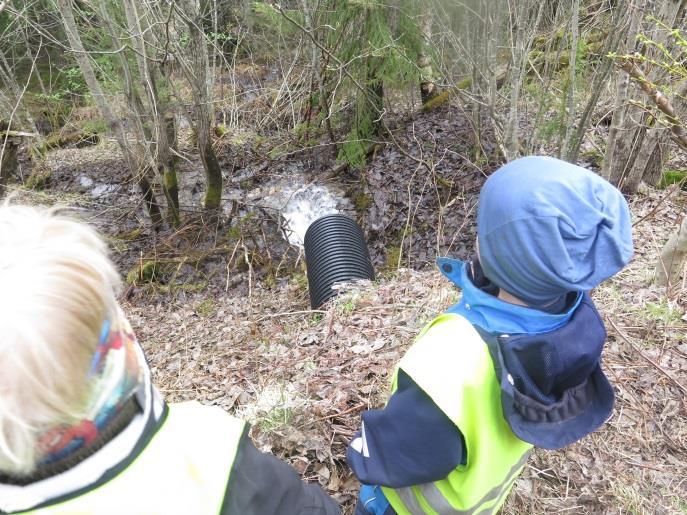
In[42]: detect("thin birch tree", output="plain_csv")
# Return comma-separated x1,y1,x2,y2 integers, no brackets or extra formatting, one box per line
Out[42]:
57,0,163,227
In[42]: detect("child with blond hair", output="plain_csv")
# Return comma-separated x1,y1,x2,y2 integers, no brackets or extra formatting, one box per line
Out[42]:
0,202,339,514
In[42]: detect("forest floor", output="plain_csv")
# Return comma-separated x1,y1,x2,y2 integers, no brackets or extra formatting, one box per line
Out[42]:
125,187,687,515
9,102,687,514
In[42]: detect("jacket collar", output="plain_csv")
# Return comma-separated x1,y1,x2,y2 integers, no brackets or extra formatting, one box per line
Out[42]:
437,258,581,335
0,344,166,513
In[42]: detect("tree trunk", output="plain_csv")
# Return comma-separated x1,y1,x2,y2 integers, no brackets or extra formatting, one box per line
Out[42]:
503,0,546,160
366,56,384,135
655,215,687,286
0,137,19,194
621,129,663,193
58,0,163,228
418,11,439,104
566,1,626,163
178,0,223,215
603,0,646,182
560,0,580,158
122,0,180,226
163,110,179,221
603,0,684,193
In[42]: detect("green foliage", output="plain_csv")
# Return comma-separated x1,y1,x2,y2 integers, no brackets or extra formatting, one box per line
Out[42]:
291,271,309,296
614,17,687,128
81,118,108,134
257,405,294,431
195,298,216,317
338,103,374,169
178,32,191,48
33,65,88,106
213,124,229,138
251,2,302,35
333,1,423,167
643,299,683,326
62,66,88,97
253,0,425,169
115,228,142,241
208,30,237,45
659,169,687,189
385,245,402,271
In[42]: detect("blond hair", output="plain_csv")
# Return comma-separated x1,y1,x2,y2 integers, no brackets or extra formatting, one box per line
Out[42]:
0,202,121,475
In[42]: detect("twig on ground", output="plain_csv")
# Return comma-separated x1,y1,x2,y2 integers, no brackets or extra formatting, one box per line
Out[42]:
607,317,687,395
255,309,327,321
297,403,366,429
632,181,685,227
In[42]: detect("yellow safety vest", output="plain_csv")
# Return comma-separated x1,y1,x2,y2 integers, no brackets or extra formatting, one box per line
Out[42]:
27,401,245,515
382,314,532,514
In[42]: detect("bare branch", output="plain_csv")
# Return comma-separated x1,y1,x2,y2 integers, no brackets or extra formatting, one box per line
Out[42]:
620,56,687,151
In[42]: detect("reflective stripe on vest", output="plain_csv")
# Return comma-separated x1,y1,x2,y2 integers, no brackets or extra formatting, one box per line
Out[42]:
394,451,530,515
382,314,532,515
28,401,245,515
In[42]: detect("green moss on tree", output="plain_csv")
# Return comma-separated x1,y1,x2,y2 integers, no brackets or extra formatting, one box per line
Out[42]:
204,183,222,211
25,167,52,190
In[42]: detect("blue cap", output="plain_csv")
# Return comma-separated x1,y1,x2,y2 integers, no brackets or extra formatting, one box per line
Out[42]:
477,156,634,306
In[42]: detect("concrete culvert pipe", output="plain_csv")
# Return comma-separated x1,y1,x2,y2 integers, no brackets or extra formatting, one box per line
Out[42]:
303,214,375,309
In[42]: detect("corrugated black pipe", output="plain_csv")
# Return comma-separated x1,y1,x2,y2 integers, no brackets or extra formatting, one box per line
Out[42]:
304,214,375,309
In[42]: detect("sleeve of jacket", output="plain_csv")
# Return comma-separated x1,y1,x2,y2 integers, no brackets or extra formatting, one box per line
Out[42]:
346,369,466,488
221,426,341,515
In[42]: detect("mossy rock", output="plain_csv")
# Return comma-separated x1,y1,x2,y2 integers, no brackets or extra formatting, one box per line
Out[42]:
658,170,687,190
213,124,229,138
126,260,171,285
422,90,452,112
580,148,603,169
25,167,52,190
81,119,108,134
347,187,372,213
195,298,216,317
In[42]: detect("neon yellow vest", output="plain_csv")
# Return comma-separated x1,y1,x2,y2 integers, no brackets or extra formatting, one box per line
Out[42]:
28,401,245,515
382,314,532,515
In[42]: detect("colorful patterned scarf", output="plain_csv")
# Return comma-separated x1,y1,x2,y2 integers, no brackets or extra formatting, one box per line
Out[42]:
37,309,144,465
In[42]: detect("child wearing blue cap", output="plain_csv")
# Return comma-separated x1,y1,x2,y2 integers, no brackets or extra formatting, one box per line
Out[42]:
347,156,634,514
